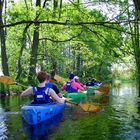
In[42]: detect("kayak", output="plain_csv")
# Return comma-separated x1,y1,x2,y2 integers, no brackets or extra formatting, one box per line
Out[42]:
21,102,65,125
86,86,99,94
63,91,86,102
94,87,110,94
87,83,111,94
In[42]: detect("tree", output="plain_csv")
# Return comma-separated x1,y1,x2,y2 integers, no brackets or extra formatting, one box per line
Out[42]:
28,0,41,84
132,0,140,95
0,0,9,76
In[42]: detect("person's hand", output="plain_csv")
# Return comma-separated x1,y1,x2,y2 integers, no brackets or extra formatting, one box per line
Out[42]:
62,97,71,102
65,98,72,101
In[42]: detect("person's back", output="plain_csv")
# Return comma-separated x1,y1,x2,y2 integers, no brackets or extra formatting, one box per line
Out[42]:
86,78,92,86
33,85,52,104
73,76,85,90
66,81,78,93
62,73,79,93
21,71,65,104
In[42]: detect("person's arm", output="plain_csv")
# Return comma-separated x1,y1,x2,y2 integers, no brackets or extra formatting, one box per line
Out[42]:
53,84,63,98
46,88,65,103
20,87,33,96
75,82,84,91
61,83,66,91
57,93,63,98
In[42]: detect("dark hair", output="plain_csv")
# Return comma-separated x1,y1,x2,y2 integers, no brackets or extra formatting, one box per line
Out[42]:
37,71,51,83
69,73,75,80
91,79,95,82
88,77,92,81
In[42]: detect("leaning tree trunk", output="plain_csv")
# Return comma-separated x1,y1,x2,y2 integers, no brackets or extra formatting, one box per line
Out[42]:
28,0,41,84
16,24,31,81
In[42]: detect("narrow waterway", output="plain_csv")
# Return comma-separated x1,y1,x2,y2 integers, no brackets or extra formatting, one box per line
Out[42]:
0,83,140,140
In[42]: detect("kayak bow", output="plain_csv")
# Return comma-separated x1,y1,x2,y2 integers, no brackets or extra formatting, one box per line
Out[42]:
21,102,65,125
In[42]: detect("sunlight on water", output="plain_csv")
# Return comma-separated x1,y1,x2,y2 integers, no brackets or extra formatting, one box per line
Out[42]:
0,107,8,140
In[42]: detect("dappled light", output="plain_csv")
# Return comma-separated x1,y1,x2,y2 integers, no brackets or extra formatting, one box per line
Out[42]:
0,0,139,139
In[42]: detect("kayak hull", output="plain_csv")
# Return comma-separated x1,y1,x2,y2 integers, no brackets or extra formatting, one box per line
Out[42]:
21,102,65,125
86,86,99,94
64,92,86,102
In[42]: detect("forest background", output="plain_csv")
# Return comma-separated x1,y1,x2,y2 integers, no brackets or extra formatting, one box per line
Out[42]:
0,0,140,95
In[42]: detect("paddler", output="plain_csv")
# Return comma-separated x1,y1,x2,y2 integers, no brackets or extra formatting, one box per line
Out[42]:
21,71,65,104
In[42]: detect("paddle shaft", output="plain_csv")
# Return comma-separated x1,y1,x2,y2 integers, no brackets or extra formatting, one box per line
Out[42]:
15,82,27,88
65,100,79,106
0,75,27,88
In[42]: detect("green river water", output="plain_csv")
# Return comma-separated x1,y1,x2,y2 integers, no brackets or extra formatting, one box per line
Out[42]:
0,83,140,140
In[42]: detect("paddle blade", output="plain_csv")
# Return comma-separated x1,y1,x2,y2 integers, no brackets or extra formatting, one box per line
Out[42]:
78,103,101,112
101,83,111,87
0,76,16,85
54,75,67,83
96,87,110,94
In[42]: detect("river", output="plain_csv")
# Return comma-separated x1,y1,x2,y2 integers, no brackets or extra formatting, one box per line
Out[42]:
0,83,140,140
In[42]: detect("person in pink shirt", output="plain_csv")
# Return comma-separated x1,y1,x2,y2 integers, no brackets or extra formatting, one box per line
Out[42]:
62,74,84,93
73,76,87,90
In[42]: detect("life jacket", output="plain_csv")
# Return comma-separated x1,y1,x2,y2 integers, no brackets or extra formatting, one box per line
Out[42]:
33,83,53,104
66,81,78,93
86,82,92,86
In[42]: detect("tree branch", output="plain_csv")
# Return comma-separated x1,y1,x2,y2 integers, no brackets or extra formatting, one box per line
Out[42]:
39,31,82,42
0,19,139,35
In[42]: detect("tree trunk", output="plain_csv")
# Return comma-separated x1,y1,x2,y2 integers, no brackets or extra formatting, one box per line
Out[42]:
16,24,31,81
0,0,9,76
132,0,140,96
133,0,140,19
134,22,140,96
76,45,81,76
50,58,57,79
28,0,41,84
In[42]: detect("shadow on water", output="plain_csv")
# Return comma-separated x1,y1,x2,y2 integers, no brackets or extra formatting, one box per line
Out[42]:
22,113,63,140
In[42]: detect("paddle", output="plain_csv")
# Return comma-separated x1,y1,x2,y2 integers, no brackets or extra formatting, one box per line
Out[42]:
54,75,67,84
66,100,101,113
94,82,111,94
0,75,27,88
95,87,110,94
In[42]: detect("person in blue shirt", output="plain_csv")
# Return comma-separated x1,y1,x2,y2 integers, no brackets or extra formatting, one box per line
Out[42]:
46,82,63,98
21,71,65,104
86,78,93,86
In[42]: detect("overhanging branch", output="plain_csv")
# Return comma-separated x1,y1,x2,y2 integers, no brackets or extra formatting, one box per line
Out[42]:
39,31,82,42
0,19,139,35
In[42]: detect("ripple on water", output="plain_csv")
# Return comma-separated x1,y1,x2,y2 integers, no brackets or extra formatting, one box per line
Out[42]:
0,108,8,140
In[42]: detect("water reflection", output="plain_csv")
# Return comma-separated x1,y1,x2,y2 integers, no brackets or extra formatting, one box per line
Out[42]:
51,83,140,140
0,83,140,140
109,84,140,140
22,113,63,140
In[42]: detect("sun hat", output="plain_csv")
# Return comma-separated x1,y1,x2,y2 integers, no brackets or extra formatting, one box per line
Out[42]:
74,76,79,80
